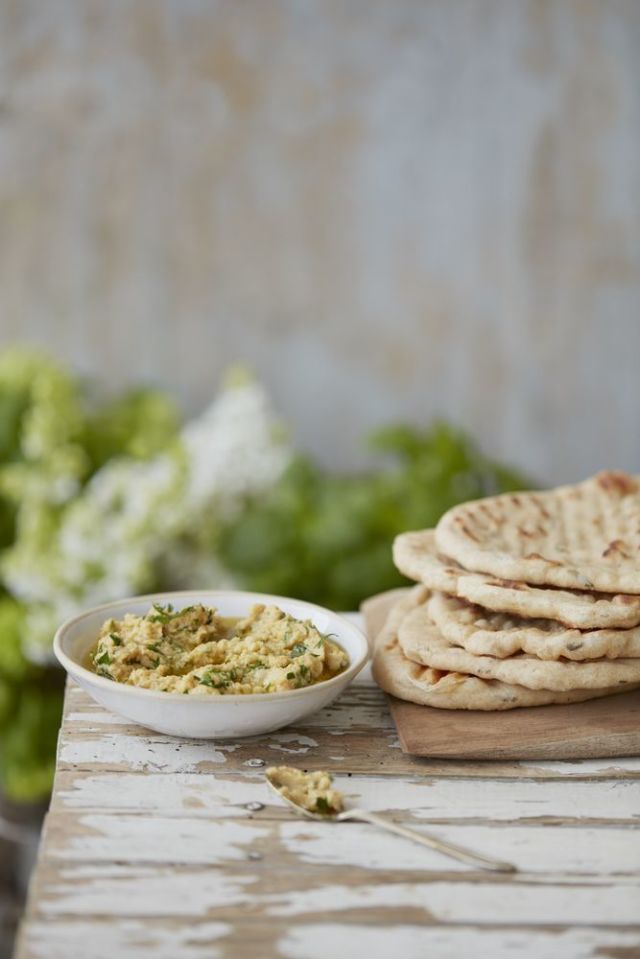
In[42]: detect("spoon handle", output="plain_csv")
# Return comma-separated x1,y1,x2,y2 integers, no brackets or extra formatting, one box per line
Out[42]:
338,809,515,873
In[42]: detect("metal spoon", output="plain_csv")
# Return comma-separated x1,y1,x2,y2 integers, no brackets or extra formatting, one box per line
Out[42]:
265,768,515,873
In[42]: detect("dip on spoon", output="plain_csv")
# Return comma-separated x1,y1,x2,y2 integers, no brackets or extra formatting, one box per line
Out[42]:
266,765,515,873
266,765,344,816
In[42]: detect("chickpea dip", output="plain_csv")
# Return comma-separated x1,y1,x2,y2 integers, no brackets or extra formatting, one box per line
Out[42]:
90,602,349,695
267,765,344,815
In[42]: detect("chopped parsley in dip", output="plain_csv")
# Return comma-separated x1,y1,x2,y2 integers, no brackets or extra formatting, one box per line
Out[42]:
91,603,349,695
266,765,344,815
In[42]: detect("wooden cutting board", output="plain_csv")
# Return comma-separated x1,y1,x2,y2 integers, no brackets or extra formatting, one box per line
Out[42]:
361,589,640,760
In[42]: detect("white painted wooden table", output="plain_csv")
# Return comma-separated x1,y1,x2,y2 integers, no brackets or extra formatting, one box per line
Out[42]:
15,615,640,959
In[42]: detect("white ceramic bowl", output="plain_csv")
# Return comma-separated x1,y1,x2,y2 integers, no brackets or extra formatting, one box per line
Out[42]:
53,590,369,739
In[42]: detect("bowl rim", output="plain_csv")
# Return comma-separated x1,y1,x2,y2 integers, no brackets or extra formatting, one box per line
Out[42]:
53,589,369,705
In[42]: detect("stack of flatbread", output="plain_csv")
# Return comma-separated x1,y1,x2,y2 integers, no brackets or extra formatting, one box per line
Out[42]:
372,471,640,710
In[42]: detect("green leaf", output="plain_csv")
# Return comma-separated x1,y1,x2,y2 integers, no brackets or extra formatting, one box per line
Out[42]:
315,796,333,815
148,603,195,625
199,670,232,689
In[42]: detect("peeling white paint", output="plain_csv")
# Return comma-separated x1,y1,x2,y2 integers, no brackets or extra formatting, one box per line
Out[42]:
277,925,640,959
277,821,640,875
516,757,640,775
64,712,134,726
48,816,271,865
21,919,231,959
267,734,319,755
265,880,640,925
58,736,231,771
41,866,256,917
55,772,268,815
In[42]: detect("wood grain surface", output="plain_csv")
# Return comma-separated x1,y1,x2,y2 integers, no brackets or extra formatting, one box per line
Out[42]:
390,690,640,760
15,613,640,959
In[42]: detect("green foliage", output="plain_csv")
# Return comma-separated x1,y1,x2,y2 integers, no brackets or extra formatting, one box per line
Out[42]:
0,596,64,802
0,383,30,463
82,388,181,472
218,422,533,610
0,671,64,802
0,349,181,803
0,597,31,680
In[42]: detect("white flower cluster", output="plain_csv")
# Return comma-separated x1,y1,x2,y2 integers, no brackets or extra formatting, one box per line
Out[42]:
3,375,291,659
182,371,290,517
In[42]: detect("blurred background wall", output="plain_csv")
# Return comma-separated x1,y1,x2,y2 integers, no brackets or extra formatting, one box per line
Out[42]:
0,0,638,484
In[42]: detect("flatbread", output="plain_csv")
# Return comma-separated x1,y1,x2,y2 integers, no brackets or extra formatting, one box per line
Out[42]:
393,531,462,593
371,588,636,709
398,602,640,691
429,591,640,662
394,530,640,629
435,471,640,594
